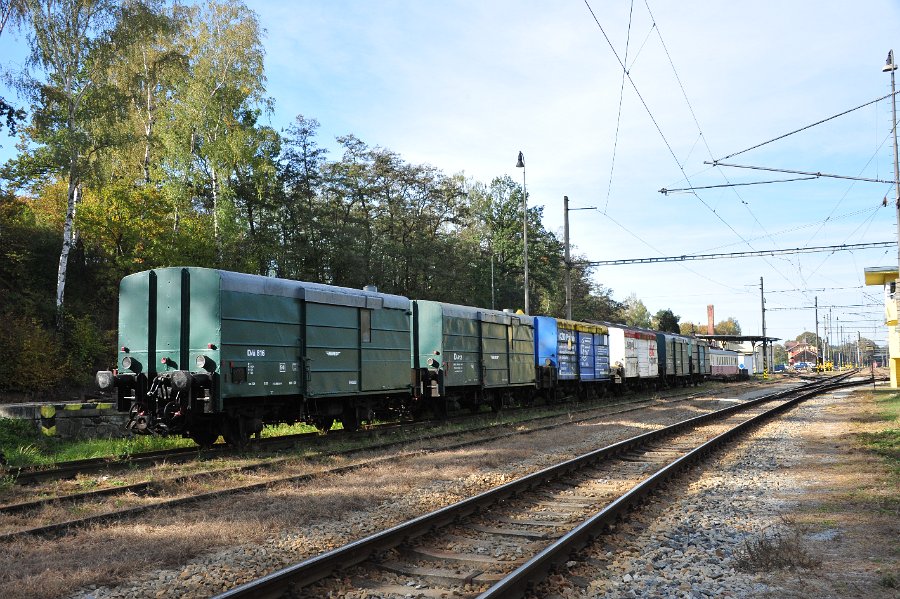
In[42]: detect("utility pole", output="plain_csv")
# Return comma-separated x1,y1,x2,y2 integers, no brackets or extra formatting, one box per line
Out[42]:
564,195,571,320
828,308,833,363
885,51,900,278
837,316,841,368
884,50,900,385
815,296,820,367
562,197,597,321
857,331,862,367
760,276,768,373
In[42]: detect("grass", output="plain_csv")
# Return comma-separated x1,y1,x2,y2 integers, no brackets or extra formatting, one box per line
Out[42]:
0,383,712,469
857,392,900,476
0,418,197,468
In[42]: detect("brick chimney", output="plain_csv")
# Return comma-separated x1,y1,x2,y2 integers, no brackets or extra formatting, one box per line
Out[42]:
707,304,715,335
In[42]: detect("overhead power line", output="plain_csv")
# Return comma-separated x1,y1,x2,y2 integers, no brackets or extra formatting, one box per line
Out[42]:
713,91,899,162
576,241,895,266
764,285,864,294
659,176,817,195
767,303,881,311
703,161,899,185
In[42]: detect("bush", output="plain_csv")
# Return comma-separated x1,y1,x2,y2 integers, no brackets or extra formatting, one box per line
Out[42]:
0,312,67,393
62,313,115,384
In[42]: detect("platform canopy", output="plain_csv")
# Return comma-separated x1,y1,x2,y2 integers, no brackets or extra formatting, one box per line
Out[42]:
864,266,899,286
694,335,781,343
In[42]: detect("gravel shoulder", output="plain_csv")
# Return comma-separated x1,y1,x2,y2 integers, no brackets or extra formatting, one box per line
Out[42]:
548,381,900,599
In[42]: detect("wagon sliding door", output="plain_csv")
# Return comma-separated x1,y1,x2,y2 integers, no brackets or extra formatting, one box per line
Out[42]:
479,312,511,387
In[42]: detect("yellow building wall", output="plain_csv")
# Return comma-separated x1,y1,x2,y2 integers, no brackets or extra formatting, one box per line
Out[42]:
863,268,899,388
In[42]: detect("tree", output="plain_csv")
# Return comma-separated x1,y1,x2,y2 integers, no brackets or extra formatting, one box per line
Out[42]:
715,317,741,335
0,0,26,143
652,309,680,333
622,294,651,328
566,264,622,323
773,344,787,365
163,0,268,259
679,321,710,335
277,115,328,280
106,0,186,185
11,0,122,327
795,331,817,345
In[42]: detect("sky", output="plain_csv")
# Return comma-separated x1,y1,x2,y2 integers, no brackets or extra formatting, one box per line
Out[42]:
2,0,900,351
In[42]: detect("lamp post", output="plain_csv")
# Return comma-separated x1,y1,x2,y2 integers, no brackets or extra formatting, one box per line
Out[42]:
516,151,529,314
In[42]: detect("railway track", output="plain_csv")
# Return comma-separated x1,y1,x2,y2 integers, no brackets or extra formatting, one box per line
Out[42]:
5,380,764,487
0,383,765,541
214,371,866,599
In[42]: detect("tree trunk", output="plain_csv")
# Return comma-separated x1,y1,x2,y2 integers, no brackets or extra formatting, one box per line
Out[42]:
56,181,79,329
211,163,220,262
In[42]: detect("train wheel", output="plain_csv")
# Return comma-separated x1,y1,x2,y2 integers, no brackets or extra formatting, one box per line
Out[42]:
223,417,250,448
188,426,218,449
314,417,334,434
340,406,360,432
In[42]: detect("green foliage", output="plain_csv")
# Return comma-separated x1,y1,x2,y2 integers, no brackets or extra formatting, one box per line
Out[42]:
679,321,703,335
623,294,651,328
61,313,114,382
795,331,817,344
715,317,741,335
0,312,68,392
859,429,900,468
773,343,788,364
857,392,900,475
0,0,623,396
652,309,680,333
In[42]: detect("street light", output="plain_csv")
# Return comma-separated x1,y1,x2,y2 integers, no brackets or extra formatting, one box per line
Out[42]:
516,151,529,314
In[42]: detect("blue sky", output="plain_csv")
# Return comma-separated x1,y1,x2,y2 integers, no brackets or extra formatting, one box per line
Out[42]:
2,0,900,349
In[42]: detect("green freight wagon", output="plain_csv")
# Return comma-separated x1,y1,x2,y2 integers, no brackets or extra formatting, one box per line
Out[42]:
411,300,536,413
97,267,413,446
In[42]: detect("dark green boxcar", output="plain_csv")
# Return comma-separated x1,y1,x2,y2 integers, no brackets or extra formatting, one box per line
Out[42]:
102,267,412,443
412,300,535,398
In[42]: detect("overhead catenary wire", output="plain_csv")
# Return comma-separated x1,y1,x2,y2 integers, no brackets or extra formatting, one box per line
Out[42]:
768,303,881,311
703,161,899,185
583,2,887,327
659,176,818,195
603,0,635,215
584,0,798,295
582,0,750,245
575,241,895,266
713,91,900,162
642,0,801,290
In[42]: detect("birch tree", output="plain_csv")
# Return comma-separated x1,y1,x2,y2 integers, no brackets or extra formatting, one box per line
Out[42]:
13,0,119,327
166,0,267,260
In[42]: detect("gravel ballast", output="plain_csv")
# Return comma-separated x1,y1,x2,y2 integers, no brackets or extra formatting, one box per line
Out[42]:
41,380,899,598
537,384,899,599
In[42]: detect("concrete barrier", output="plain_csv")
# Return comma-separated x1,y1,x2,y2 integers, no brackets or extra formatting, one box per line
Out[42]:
0,402,129,439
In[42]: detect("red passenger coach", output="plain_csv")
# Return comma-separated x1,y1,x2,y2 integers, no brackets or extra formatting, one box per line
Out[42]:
709,348,740,379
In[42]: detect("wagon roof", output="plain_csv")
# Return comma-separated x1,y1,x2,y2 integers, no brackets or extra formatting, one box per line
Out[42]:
129,267,412,310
